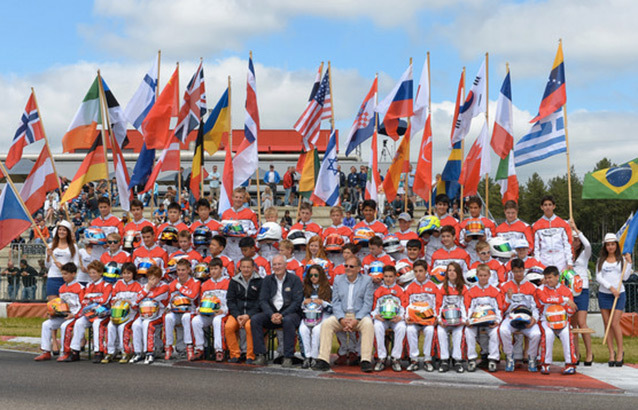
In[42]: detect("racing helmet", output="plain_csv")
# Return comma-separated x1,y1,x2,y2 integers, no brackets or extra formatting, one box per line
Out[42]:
464,268,478,285
199,295,222,316
407,301,435,326
303,302,323,327
110,300,132,325
465,219,486,238
544,304,568,330
509,305,533,330
560,269,583,297
468,305,499,326
353,227,375,247
166,253,188,275
193,263,211,281
379,297,400,320
368,260,385,280
170,296,192,314
488,237,515,258
324,233,345,252
525,266,544,286
193,226,213,246
221,220,246,237
440,305,463,327
84,227,107,246
139,298,161,319
136,258,156,276
122,230,141,251
429,265,447,285
396,261,415,285
417,216,441,237
257,222,282,242
103,261,121,284
383,234,402,254
159,226,179,244
47,298,70,318
287,229,308,247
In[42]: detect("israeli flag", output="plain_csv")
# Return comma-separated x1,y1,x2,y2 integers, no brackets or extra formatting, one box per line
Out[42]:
311,130,340,206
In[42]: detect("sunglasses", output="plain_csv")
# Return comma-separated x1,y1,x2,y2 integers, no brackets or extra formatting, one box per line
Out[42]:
309,273,319,278
107,240,119,244
344,264,358,268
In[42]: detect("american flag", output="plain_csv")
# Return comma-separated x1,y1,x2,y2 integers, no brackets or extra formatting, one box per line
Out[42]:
174,61,206,143
294,67,331,151
6,92,45,169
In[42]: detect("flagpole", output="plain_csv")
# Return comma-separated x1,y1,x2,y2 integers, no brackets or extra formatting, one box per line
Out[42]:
96,70,112,204
484,52,490,217
374,72,379,220
0,159,54,255
427,52,433,216
559,40,574,220
149,51,161,217
175,62,182,206
328,61,336,148
404,57,412,214
31,88,71,221
459,67,466,221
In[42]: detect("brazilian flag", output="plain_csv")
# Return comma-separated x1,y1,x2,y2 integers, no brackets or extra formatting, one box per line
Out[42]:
582,158,638,199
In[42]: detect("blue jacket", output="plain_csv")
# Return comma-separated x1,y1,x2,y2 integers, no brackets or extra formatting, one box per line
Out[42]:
332,273,374,320
263,170,281,184
258,273,303,317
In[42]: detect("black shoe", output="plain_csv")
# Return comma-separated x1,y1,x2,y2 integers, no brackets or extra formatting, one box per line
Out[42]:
584,354,594,367
253,355,267,366
360,360,373,373
92,352,104,364
608,352,616,367
312,359,331,371
615,353,624,367
575,353,581,366
439,361,450,373
302,358,311,369
63,351,80,362
228,357,239,364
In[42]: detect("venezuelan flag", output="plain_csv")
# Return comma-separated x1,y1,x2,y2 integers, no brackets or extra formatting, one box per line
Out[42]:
531,43,566,123
202,87,230,155
61,136,107,203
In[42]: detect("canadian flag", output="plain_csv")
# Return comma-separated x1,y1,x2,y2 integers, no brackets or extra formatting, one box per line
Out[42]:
20,145,58,214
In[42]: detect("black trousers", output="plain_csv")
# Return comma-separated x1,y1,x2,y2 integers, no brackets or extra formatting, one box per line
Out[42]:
251,312,301,358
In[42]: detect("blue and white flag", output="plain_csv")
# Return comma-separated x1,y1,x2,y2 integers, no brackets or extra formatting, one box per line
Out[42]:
310,130,340,206
124,58,158,131
514,108,565,167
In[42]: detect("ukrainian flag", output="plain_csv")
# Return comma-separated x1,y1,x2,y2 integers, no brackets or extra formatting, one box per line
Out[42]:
582,158,638,199
202,87,230,155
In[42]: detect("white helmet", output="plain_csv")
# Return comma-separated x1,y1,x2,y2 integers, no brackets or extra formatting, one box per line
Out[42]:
488,237,515,259
464,268,478,285
287,229,308,246
257,222,282,242
396,261,415,285
383,234,402,254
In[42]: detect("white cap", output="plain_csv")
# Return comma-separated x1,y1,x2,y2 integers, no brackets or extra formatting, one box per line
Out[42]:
603,233,618,243
514,239,529,249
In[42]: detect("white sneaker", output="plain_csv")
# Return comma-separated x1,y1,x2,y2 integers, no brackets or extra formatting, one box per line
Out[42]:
129,354,144,364
144,354,154,365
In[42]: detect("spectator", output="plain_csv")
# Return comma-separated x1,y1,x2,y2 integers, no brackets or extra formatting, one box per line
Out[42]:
153,203,167,225
44,193,59,225
209,165,221,200
343,210,356,228
2,261,20,300
262,187,273,211
263,165,281,200
283,166,295,206
337,165,346,197
281,210,293,229
347,166,359,199
175,167,186,192
20,259,39,301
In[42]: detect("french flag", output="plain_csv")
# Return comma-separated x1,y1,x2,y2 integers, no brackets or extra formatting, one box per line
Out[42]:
376,64,413,141
6,92,45,169
20,145,58,214
0,181,33,249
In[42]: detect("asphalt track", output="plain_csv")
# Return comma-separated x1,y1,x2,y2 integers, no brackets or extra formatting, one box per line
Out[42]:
1,349,636,410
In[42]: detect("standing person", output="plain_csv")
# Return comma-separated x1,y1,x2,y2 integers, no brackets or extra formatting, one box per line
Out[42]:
263,165,281,201
313,256,375,373
457,196,496,264
532,195,572,271
45,221,80,300
252,255,304,367
221,187,259,261
19,259,39,301
357,165,367,202
90,197,124,262
347,166,359,201
283,166,294,206
596,233,632,367
569,220,593,366
2,261,20,300
495,200,534,249
209,165,221,200
337,165,346,198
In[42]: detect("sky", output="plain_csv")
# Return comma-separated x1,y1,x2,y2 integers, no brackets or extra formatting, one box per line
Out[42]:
1,0,637,184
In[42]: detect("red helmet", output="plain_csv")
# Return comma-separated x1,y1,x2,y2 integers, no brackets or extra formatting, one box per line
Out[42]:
324,233,345,252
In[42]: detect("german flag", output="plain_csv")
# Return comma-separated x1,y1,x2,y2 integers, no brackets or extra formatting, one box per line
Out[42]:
190,123,204,200
61,135,107,203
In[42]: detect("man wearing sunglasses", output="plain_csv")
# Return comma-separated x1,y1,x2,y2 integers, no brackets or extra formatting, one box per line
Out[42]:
313,257,375,373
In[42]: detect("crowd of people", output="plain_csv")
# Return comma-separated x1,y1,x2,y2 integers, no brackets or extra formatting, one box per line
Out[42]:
27,186,634,375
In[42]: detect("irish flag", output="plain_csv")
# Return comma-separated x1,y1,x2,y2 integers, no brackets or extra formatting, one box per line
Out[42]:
62,77,100,153
491,70,519,203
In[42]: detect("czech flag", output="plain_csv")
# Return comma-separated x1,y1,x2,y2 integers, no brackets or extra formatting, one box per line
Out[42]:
0,181,32,249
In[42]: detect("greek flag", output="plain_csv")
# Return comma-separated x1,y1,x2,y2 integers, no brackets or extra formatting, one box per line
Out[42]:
514,108,565,167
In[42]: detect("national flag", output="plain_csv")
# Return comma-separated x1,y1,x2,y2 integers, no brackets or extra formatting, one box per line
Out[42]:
0,181,33,249
459,121,491,196
19,146,58,214
448,71,465,145
438,141,463,200
111,135,132,211
7,92,45,169
311,130,340,206
344,78,377,156
617,212,634,252
365,130,381,201
495,152,519,204
218,142,234,217
201,87,230,156
412,57,432,202
128,144,156,190
621,209,638,254
61,136,107,203
100,78,128,147
412,57,430,136
190,126,205,201
299,148,320,199
582,158,638,199
144,138,181,194
62,77,100,153
294,68,331,151
141,66,179,149
514,108,565,167
376,64,413,141
491,71,514,159
451,60,487,146
234,56,260,187
382,124,411,202
125,58,158,132
174,62,206,143
530,43,566,123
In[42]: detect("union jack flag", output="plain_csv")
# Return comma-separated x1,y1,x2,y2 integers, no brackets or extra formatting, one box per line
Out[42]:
174,62,206,143
6,91,45,169
294,66,331,151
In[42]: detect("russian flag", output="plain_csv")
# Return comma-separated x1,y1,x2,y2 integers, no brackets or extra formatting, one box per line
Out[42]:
0,181,33,249
530,43,566,123
376,64,413,141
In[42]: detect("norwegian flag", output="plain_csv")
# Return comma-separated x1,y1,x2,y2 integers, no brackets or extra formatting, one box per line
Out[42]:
174,62,206,143
294,66,331,151
7,92,45,169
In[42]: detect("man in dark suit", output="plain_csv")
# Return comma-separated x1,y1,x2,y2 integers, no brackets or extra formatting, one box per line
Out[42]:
252,255,303,367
